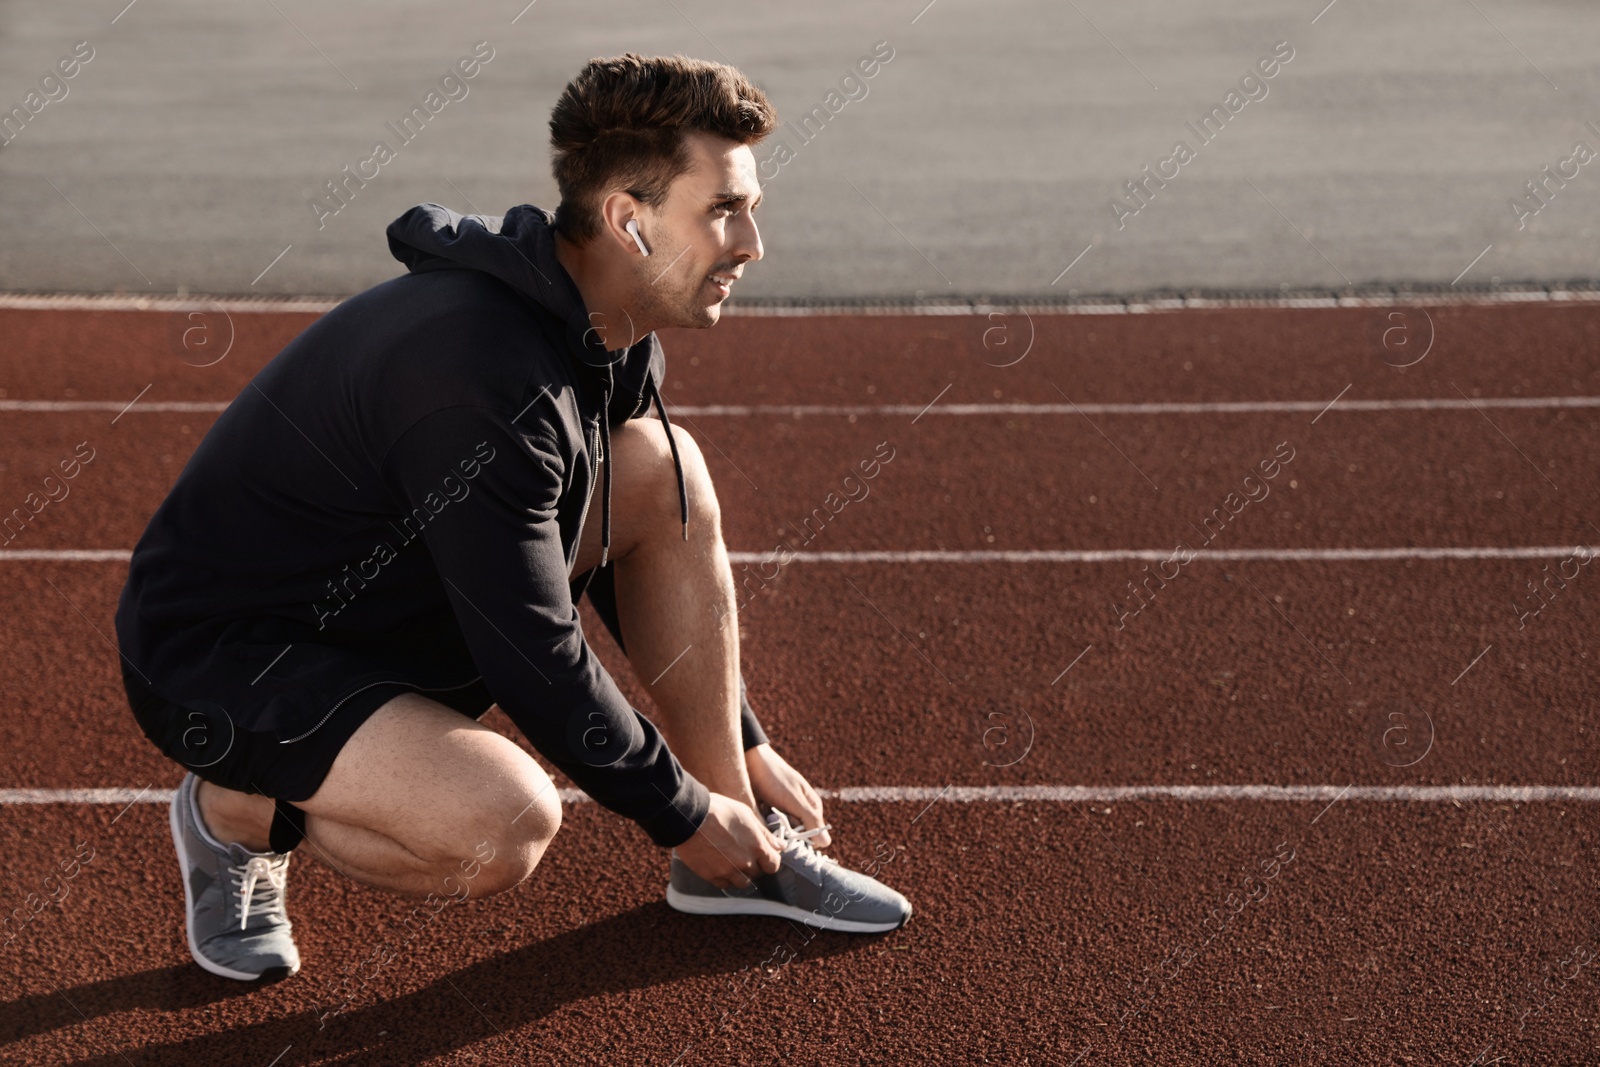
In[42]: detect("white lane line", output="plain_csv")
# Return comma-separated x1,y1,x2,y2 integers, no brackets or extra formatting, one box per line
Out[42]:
110,783,152,823
911,383,953,423
1310,383,1353,424
836,785,1600,804
6,288,1599,316
1310,782,1354,825
3,546,1596,564
6,785,1599,806
111,384,153,424
2,401,230,412
0,294,341,313
6,396,1600,417
728,548,1596,563
676,396,1600,416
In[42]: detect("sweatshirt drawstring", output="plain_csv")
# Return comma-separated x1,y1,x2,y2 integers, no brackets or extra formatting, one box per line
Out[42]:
595,366,688,569
646,376,690,542
599,365,614,567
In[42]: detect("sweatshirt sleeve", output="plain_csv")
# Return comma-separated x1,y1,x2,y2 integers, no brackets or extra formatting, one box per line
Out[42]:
378,405,710,847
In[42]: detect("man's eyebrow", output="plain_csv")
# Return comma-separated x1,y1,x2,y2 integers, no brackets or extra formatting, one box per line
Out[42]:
712,189,764,208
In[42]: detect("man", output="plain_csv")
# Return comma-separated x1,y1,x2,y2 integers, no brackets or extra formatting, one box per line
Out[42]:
114,53,911,983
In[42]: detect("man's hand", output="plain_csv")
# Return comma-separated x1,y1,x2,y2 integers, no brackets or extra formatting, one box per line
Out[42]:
746,743,831,848
673,792,781,889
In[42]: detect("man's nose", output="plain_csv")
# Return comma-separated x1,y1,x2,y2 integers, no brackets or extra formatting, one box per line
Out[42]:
733,214,763,262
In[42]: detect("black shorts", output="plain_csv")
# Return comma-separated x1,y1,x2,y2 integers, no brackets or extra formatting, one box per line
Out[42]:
120,657,496,803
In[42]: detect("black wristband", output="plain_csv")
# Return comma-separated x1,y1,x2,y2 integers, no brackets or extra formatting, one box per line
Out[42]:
268,800,308,854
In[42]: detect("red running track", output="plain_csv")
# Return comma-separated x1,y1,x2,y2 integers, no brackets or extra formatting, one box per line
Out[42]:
1,301,1598,1064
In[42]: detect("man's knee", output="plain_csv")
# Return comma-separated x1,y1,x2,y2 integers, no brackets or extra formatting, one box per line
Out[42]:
459,772,562,897
617,418,719,528
388,755,562,897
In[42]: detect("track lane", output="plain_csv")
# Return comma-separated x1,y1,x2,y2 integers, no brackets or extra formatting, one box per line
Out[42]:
4,303,1600,408
3,556,1594,793
0,799,1593,1065
1,406,1596,552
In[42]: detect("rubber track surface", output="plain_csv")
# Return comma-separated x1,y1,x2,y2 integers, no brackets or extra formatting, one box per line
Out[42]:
1,304,1597,1064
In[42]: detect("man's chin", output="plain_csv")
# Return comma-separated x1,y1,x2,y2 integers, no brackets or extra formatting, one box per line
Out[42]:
668,301,721,330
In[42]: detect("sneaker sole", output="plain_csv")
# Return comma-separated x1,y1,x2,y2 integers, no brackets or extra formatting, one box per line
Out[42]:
169,784,298,982
665,884,910,934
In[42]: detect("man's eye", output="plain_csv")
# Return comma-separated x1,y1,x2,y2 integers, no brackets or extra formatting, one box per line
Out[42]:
714,203,737,216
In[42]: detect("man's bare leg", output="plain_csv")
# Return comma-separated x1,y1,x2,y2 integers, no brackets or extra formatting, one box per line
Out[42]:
195,694,562,898
569,417,757,809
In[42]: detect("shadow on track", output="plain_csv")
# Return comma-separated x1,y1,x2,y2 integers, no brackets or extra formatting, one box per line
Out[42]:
39,902,867,1065
0,963,257,1045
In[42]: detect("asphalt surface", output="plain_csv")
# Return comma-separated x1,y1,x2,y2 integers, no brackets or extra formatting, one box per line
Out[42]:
1,0,1598,298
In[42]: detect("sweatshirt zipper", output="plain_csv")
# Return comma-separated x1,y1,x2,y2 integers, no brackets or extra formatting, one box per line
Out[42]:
279,674,483,745
568,413,602,577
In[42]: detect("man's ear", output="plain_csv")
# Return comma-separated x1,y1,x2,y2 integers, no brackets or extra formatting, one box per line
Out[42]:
598,192,649,257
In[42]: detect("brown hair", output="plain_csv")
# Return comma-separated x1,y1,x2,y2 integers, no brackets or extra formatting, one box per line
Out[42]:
549,53,778,243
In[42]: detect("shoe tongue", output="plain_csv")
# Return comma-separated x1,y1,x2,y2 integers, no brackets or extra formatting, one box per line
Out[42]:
765,809,794,836
227,842,282,864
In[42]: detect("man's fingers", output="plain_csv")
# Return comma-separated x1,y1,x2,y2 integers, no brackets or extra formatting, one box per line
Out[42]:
704,855,753,890
795,785,831,848
720,856,767,888
749,822,782,875
679,792,794,887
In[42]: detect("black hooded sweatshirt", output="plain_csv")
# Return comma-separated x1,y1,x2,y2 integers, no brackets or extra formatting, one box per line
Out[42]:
113,202,768,848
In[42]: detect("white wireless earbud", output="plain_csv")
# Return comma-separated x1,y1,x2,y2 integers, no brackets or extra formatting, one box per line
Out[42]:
625,218,651,257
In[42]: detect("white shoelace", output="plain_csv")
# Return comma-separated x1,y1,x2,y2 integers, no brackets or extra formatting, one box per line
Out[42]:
771,816,837,873
230,854,289,931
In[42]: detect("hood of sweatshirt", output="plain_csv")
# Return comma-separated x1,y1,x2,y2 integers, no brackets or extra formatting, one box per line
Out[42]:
385,202,693,566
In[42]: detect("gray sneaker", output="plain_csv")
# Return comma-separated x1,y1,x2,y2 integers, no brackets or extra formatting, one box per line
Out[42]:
168,773,301,981
665,809,912,933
